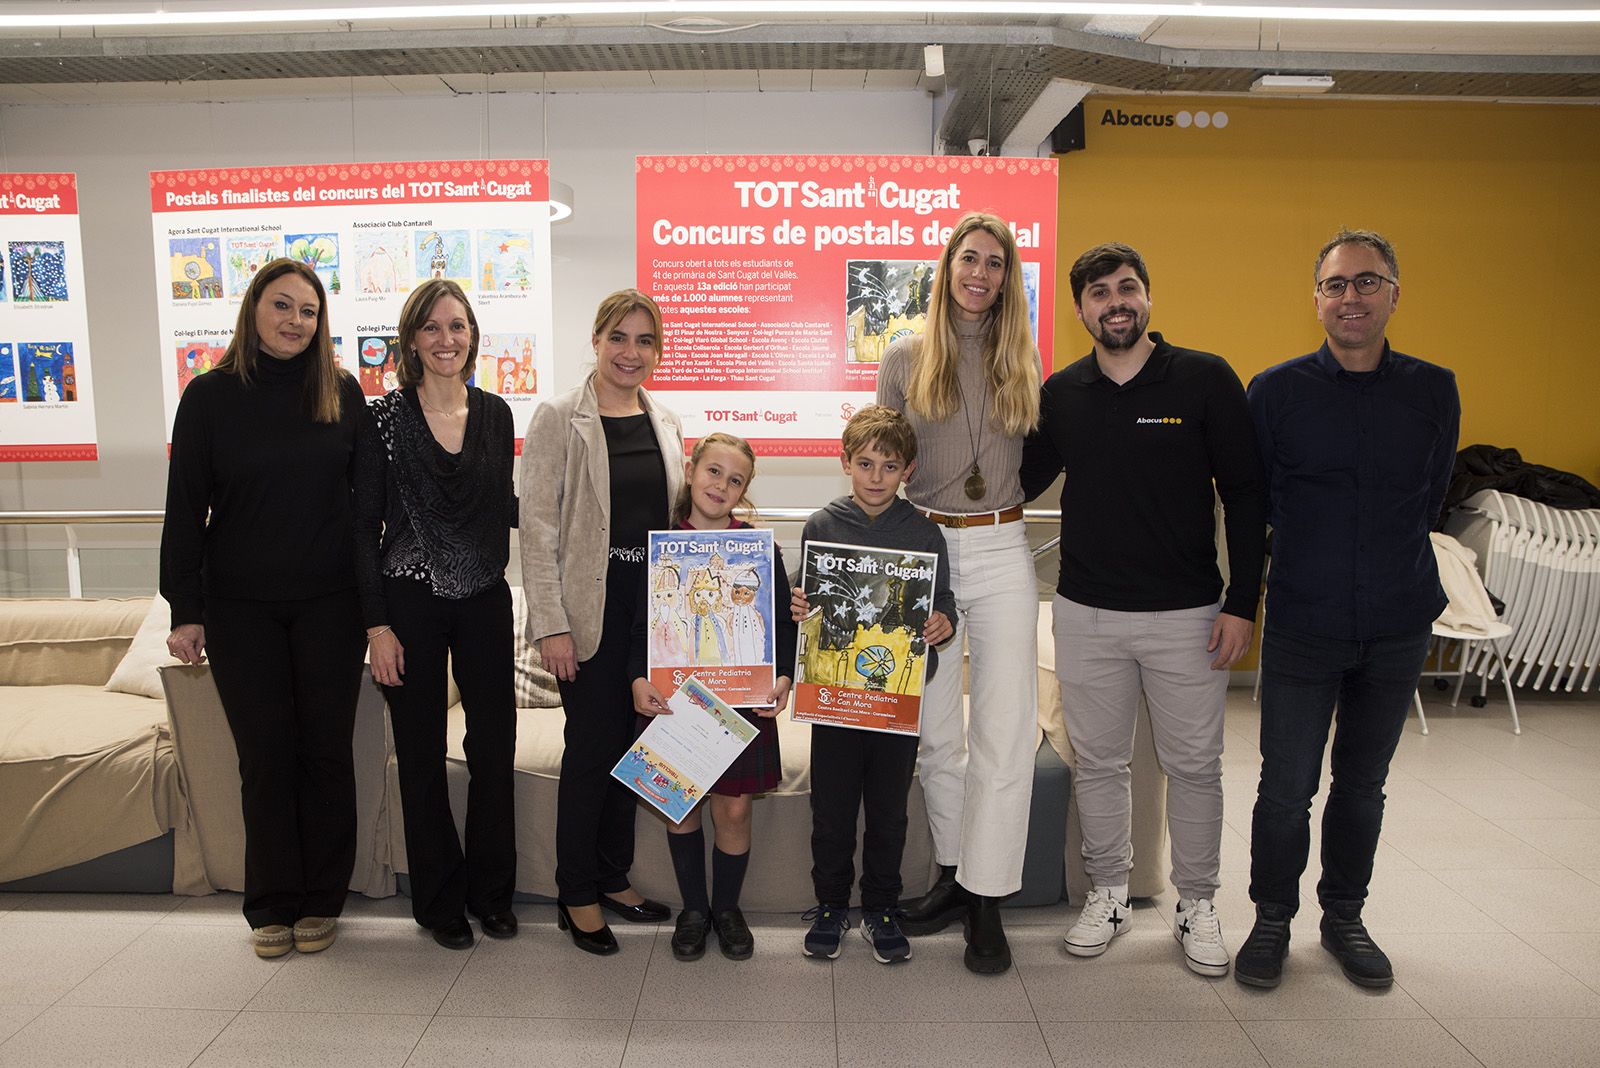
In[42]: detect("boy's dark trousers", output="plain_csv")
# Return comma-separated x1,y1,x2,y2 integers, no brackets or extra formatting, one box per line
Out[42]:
809,723,919,909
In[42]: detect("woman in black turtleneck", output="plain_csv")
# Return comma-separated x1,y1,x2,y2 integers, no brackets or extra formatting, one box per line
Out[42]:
160,258,368,960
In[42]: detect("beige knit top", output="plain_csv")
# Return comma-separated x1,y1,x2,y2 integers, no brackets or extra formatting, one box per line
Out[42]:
875,320,1025,515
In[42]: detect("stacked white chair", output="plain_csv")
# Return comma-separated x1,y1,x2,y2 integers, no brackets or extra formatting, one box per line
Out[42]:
1442,489,1600,697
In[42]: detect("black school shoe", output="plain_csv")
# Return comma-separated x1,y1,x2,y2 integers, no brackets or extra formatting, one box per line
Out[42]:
711,908,755,960
1320,901,1393,988
671,910,710,961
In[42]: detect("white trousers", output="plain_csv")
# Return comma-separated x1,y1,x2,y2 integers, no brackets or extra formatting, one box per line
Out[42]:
918,520,1039,898
1052,595,1227,900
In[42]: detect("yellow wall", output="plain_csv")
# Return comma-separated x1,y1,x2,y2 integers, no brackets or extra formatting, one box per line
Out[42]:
1055,95,1600,484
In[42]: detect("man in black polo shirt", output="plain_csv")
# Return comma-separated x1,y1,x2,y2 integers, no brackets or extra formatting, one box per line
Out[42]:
1022,243,1265,977
1237,230,1459,991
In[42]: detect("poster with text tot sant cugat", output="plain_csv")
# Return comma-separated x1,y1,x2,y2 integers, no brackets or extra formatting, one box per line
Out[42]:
793,541,937,736
636,154,1057,456
646,527,777,708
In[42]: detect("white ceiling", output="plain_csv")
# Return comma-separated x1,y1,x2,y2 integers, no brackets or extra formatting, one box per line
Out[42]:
1,3,1596,148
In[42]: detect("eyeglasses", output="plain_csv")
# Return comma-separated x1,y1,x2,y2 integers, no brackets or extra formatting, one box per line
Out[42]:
1316,273,1395,299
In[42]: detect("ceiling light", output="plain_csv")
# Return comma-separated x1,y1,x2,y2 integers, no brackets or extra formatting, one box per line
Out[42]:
548,179,574,224
924,44,945,79
1251,73,1336,93
3,5,1600,31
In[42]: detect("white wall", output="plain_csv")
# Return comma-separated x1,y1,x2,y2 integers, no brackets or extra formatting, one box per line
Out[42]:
0,86,935,587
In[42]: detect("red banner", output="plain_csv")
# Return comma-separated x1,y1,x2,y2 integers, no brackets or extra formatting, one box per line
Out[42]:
150,160,547,212
637,154,1058,456
0,173,78,216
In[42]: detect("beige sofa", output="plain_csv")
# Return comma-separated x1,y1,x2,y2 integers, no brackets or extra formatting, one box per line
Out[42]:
385,595,1170,911
159,664,399,898
0,598,206,893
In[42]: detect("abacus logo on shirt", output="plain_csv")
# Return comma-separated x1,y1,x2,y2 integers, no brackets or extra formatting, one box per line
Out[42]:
1099,108,1230,130
1136,417,1184,425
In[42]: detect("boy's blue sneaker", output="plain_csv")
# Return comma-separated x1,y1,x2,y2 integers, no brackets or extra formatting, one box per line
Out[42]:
859,908,912,964
802,904,851,959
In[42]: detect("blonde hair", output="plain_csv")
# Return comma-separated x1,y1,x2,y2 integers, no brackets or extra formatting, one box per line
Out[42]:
904,212,1040,437
672,432,758,527
216,258,346,424
395,279,479,389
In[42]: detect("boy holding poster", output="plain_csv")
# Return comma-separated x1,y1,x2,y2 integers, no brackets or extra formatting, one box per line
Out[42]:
795,405,955,964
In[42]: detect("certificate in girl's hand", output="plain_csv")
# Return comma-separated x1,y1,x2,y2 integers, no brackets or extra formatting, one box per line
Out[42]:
611,675,757,824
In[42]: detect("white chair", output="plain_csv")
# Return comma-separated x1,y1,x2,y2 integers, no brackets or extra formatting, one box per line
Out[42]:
1414,531,1521,735
1413,619,1521,735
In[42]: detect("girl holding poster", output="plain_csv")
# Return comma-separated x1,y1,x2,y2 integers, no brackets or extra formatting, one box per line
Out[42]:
160,258,368,959
875,212,1041,976
356,279,519,951
628,433,797,963
519,289,682,955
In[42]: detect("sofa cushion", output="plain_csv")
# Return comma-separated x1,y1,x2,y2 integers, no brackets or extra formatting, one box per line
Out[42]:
104,594,179,700
0,684,179,882
0,598,148,687
508,588,561,709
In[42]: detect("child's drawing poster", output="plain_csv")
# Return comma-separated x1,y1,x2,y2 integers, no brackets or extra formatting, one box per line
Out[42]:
0,174,98,460
646,527,776,708
149,160,555,446
793,540,936,735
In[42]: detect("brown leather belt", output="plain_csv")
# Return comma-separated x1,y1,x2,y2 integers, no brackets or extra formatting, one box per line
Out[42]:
920,505,1024,529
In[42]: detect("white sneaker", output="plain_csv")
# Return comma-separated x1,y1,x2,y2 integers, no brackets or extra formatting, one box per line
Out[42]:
1175,898,1229,977
1064,887,1130,957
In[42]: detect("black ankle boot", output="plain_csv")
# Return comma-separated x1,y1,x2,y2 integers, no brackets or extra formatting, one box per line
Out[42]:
900,864,966,936
1235,903,1293,989
962,891,1011,975
1320,901,1393,989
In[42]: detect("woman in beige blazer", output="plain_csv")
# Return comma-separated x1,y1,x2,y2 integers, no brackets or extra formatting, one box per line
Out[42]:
519,289,685,955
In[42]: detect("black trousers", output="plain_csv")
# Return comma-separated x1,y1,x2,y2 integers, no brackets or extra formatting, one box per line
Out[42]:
554,570,644,906
809,723,919,909
383,577,517,928
204,589,365,929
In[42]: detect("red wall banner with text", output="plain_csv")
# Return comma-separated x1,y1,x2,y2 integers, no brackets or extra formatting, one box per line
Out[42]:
636,154,1057,455
0,173,99,461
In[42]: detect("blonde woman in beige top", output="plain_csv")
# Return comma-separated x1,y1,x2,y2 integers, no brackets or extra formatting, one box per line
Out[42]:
876,212,1040,975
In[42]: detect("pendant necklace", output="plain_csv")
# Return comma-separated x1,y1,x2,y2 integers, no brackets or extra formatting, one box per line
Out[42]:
956,372,989,502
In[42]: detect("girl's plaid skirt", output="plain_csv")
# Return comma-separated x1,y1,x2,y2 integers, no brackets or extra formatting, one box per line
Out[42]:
711,707,781,796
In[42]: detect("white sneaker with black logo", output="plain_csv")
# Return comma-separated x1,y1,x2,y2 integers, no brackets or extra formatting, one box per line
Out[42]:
1175,897,1229,977
1064,887,1130,957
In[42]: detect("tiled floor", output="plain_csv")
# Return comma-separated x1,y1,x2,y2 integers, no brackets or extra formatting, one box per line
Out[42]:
3,687,1598,1067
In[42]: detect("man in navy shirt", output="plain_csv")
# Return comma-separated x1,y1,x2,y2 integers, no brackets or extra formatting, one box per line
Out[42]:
1238,229,1460,991
1022,243,1265,978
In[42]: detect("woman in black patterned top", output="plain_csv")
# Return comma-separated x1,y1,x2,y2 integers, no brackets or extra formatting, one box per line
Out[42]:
355,278,519,950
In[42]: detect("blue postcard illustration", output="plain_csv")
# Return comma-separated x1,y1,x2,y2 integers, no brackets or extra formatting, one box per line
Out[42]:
612,675,758,824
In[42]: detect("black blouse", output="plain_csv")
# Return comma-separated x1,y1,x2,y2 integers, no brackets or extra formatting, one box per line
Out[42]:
354,387,518,626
